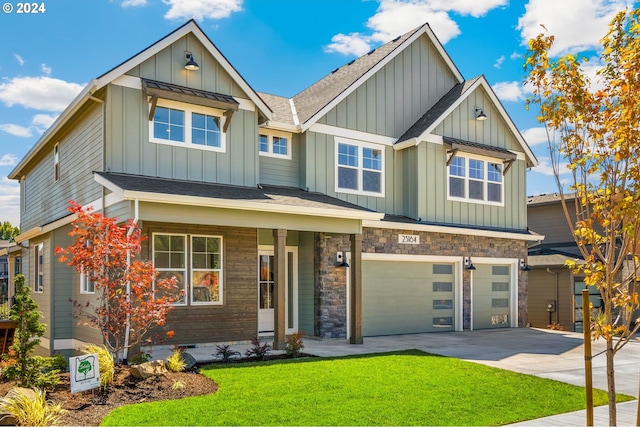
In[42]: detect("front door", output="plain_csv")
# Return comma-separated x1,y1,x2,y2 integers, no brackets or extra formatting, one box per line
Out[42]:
258,247,297,335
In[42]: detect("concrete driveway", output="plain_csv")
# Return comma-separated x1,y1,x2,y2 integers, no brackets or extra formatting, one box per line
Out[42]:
303,327,640,398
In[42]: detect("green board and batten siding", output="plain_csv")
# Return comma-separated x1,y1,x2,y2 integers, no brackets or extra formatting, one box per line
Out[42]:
258,134,301,187
21,103,103,231
106,33,260,187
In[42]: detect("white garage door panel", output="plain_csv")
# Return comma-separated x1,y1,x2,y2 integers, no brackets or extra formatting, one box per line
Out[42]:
362,260,454,336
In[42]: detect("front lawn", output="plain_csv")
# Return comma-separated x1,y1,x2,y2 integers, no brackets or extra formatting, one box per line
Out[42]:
101,350,630,426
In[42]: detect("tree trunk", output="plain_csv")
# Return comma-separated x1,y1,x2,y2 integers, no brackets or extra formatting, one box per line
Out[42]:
606,339,617,425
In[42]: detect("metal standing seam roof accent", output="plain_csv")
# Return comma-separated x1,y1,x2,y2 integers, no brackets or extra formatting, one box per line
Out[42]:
442,136,518,160
291,24,426,125
141,78,239,108
396,77,480,143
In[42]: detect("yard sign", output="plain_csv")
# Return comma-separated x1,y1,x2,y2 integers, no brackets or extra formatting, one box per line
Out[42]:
69,353,100,393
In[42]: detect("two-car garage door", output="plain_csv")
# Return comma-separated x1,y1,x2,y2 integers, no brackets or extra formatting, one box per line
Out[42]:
362,260,457,336
361,257,515,336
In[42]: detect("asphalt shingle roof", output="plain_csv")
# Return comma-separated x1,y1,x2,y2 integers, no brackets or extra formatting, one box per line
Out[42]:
95,172,377,214
257,92,295,125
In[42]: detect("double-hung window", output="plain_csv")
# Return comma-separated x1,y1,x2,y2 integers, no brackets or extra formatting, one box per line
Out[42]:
34,243,43,293
258,130,292,159
153,233,223,306
335,138,384,196
447,153,503,205
80,268,95,294
150,100,225,152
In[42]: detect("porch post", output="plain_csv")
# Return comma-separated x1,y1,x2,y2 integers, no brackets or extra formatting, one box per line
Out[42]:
273,229,287,350
7,255,15,303
349,233,363,344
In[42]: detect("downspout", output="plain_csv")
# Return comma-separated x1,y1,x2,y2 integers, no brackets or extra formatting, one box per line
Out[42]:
546,268,559,324
123,198,139,362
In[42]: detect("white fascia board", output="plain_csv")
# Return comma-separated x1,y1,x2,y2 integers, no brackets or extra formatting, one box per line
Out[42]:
9,81,98,180
300,25,464,133
363,219,544,242
95,21,272,121
393,134,444,151
125,189,385,221
260,121,301,133
309,123,397,146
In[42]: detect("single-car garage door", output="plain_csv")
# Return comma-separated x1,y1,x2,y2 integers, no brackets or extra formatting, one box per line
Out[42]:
472,264,513,329
362,260,455,336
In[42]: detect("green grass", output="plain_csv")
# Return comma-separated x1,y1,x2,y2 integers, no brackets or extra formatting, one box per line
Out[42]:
101,350,632,426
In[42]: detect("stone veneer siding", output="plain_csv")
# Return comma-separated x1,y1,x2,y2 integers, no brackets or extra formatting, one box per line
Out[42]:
313,227,529,338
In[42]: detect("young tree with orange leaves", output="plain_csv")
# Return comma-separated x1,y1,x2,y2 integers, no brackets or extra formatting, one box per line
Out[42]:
524,8,640,425
56,201,179,363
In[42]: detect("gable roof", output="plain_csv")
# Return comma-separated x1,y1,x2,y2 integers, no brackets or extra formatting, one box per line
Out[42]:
10,20,272,180
292,22,463,131
394,75,539,167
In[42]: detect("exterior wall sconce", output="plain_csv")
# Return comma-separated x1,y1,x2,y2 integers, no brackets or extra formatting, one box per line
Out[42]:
464,257,476,270
474,107,487,121
520,258,531,271
184,52,200,71
337,252,349,268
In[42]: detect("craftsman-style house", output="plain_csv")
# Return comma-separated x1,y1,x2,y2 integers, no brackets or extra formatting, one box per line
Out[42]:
8,20,540,356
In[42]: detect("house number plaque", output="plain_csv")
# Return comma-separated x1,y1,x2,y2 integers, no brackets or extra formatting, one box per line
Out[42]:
398,234,420,244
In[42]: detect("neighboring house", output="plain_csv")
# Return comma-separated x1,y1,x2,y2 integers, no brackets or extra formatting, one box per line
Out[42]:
527,193,594,332
0,241,9,301
8,20,540,357
0,240,21,309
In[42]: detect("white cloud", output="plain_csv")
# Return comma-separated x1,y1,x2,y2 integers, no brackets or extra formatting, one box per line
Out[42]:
0,177,20,226
0,154,18,166
494,55,505,69
40,64,52,76
0,76,84,112
492,81,527,102
510,51,521,60
531,157,571,177
521,127,549,147
13,54,24,66
517,0,633,57
31,113,57,131
325,33,373,56
0,124,32,138
163,0,242,20
122,0,147,6
325,0,509,56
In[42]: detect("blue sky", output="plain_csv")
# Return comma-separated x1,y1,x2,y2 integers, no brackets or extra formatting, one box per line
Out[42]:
0,0,635,226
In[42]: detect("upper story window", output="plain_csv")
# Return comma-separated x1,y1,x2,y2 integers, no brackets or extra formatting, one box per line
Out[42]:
149,99,225,153
53,143,60,182
335,137,384,197
448,154,503,205
259,130,292,159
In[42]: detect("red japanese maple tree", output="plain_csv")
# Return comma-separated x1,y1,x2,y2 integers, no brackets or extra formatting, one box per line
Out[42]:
56,201,179,361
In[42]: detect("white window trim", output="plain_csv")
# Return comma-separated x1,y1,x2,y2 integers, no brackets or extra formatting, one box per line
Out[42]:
148,98,227,153
80,267,95,294
190,234,224,306
446,151,505,207
258,129,292,160
34,243,43,293
152,233,188,306
334,136,385,198
53,143,60,182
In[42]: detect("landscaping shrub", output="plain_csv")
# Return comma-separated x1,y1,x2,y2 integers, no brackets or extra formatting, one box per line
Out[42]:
245,337,271,361
166,349,187,372
0,388,66,426
82,344,115,389
214,345,240,363
128,351,152,365
285,332,305,358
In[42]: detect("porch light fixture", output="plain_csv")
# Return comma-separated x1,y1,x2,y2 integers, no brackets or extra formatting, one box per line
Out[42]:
184,52,200,71
520,258,531,272
464,257,476,271
337,252,349,268
474,107,487,121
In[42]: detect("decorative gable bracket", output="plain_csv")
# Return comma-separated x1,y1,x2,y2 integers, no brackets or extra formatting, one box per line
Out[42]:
142,78,239,131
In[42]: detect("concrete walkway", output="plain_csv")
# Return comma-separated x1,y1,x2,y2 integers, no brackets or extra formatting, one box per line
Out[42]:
155,328,640,425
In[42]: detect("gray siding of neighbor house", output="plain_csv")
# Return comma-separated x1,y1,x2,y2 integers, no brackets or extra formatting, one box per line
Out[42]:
527,203,576,245
317,34,457,138
297,231,315,336
105,84,259,187
104,200,132,222
528,267,574,330
258,135,300,187
21,104,103,231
